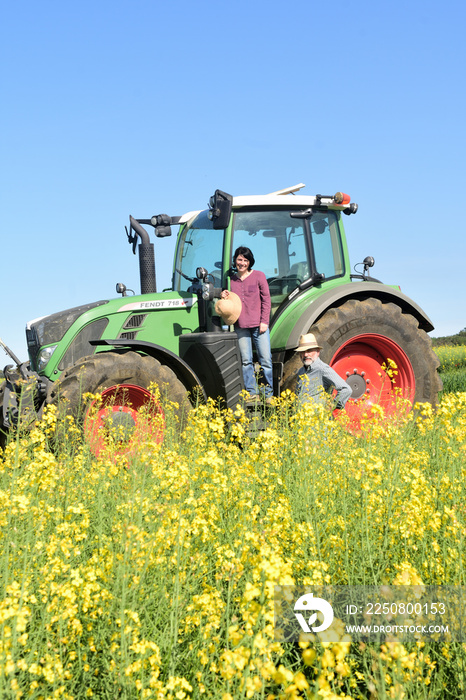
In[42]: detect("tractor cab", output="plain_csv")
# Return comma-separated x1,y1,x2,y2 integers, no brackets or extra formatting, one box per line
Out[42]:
173,185,354,322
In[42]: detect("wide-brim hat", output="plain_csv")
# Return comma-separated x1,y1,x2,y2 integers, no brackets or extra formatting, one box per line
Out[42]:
215,292,242,325
295,332,322,352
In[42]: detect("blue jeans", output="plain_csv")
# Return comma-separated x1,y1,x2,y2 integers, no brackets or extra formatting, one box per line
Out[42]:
236,327,273,397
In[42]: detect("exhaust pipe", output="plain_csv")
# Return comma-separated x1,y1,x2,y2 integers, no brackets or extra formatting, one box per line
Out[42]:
129,216,157,294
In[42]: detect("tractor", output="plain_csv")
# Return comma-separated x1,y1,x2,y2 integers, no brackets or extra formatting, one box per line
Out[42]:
0,184,441,452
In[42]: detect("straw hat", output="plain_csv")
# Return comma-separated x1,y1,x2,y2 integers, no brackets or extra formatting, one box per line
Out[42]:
215,292,242,325
295,332,322,352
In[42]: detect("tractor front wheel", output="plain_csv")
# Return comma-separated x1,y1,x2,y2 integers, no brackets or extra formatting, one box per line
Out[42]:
282,298,442,427
47,351,191,457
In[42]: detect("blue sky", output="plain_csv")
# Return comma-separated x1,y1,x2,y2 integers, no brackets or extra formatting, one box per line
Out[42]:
1,0,465,362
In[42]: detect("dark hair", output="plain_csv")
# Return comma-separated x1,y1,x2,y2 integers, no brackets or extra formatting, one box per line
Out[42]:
233,246,255,269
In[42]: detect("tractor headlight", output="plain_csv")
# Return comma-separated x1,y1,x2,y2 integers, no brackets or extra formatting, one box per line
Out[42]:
37,345,57,371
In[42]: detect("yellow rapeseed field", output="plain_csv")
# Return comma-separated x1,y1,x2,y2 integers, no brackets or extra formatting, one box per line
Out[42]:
434,345,466,373
1,390,466,699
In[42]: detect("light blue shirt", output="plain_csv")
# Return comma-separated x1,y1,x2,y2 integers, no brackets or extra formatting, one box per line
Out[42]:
297,357,352,408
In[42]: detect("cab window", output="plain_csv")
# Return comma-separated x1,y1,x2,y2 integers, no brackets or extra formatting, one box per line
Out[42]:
232,208,345,318
311,211,344,279
232,209,309,315
174,211,224,291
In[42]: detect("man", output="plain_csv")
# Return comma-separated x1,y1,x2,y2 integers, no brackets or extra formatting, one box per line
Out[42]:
295,333,352,410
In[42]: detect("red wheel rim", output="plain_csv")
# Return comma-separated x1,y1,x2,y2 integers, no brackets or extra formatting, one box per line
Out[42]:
84,384,165,457
330,333,415,431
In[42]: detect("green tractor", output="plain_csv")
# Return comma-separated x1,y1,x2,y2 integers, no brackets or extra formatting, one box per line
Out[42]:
0,184,441,452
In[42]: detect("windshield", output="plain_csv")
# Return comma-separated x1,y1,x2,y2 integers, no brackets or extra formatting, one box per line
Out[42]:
174,211,224,292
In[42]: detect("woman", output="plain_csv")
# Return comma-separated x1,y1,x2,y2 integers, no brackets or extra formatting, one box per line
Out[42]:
221,246,274,404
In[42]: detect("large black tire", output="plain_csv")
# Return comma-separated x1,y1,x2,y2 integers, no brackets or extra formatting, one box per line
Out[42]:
47,351,191,451
282,298,442,406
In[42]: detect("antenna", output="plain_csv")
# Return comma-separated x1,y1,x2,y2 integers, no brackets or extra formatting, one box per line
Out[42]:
267,183,306,196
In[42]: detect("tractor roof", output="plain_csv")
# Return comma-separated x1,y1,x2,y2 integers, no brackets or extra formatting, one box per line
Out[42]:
178,185,354,224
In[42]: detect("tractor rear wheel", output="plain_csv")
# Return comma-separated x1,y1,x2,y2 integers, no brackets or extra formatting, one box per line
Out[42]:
282,298,442,425
47,351,191,456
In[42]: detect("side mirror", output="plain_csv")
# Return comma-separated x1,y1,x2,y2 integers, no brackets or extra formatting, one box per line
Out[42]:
208,189,233,229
